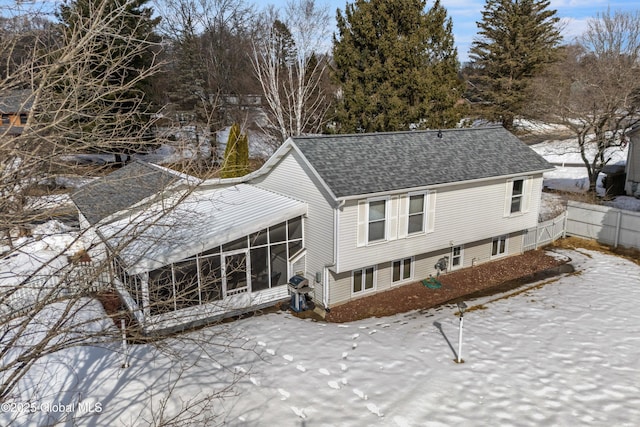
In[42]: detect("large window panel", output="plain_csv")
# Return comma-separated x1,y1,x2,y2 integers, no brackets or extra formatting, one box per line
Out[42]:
269,222,287,243
224,253,248,294
222,237,247,252
199,255,222,302
353,266,375,294
408,194,425,234
148,266,175,316
511,179,524,213
249,229,268,247
250,247,270,292
270,243,288,287
288,217,303,240
368,200,386,242
173,259,200,310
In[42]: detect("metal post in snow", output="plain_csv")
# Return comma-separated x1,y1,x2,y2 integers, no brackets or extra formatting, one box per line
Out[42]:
456,301,467,363
121,319,129,369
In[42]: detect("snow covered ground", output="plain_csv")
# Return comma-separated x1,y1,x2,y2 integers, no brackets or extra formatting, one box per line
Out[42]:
1,248,639,426
529,136,640,212
2,127,640,426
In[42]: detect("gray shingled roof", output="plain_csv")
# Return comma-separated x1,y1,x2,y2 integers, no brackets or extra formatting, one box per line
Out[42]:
71,161,181,225
292,127,554,198
0,89,32,114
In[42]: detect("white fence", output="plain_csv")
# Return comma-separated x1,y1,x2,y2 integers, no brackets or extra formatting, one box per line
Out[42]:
0,263,112,320
523,211,568,251
566,201,640,250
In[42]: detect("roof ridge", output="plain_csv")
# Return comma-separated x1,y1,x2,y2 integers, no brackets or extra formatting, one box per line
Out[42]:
293,126,503,140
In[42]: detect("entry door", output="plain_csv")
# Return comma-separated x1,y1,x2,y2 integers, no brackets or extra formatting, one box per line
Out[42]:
223,250,250,297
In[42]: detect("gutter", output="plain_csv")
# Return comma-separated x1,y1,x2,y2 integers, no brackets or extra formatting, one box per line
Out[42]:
323,199,346,310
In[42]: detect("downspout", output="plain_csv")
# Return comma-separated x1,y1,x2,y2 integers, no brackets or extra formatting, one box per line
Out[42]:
324,199,346,310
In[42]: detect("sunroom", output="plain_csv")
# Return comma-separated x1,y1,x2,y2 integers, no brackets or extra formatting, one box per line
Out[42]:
99,183,308,333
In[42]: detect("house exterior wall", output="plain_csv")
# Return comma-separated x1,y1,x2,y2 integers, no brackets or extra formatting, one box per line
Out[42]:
335,175,543,274
626,135,640,197
328,233,524,307
252,149,335,305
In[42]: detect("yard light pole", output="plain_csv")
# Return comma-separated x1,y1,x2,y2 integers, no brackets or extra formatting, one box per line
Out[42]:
456,301,467,364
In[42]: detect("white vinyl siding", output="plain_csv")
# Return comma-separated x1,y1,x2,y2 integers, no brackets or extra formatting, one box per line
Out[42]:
337,176,543,274
252,149,335,304
327,233,525,307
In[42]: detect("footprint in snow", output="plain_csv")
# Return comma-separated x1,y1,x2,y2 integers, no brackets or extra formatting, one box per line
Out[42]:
257,341,266,347
266,349,276,356
367,403,384,417
368,329,377,335
250,376,260,386
352,333,360,339
328,381,341,390
353,389,368,400
296,364,306,372
283,354,293,362
319,368,331,376
342,351,349,359
278,389,290,400
291,406,306,419
340,363,348,371
352,342,358,350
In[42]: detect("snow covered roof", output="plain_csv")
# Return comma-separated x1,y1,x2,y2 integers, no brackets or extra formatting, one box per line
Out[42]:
0,89,32,114
98,183,307,274
290,126,554,199
71,161,195,226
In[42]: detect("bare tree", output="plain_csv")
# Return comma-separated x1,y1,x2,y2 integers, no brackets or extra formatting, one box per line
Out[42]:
0,1,249,425
251,0,333,145
531,9,640,193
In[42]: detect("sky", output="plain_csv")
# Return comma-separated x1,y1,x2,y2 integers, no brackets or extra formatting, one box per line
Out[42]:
2,0,637,63
265,0,640,63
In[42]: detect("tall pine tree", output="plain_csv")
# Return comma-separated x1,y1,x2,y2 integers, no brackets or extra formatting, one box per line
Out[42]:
332,0,464,133
56,0,161,154
467,0,562,130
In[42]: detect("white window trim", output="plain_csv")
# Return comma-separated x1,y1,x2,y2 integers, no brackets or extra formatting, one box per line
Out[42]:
450,245,464,270
391,257,414,285
366,196,389,245
505,177,532,217
352,266,377,295
407,191,427,236
491,235,508,258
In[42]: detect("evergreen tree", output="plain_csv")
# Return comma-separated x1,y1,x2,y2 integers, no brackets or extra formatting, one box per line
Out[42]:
220,123,249,178
467,0,562,130
55,0,161,154
332,0,464,133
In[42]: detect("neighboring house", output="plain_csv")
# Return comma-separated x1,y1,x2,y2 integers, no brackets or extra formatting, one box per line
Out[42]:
0,89,32,136
625,126,640,198
72,126,553,333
